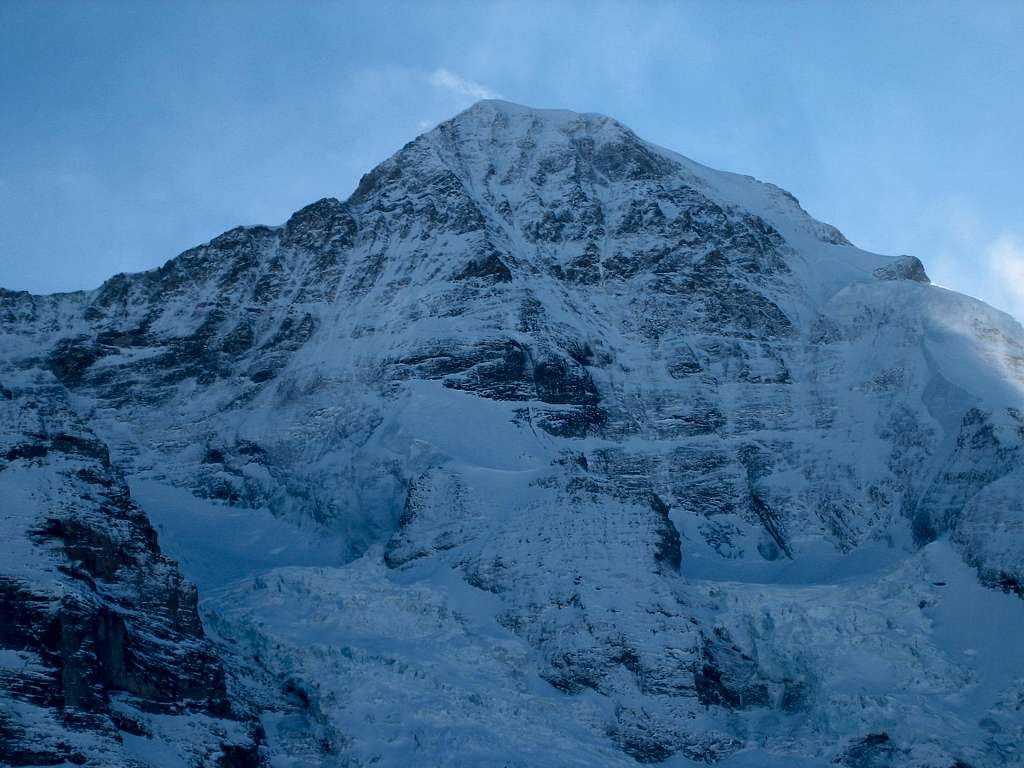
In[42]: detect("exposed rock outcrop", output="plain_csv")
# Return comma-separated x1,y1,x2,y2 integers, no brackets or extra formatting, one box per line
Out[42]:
0,385,262,766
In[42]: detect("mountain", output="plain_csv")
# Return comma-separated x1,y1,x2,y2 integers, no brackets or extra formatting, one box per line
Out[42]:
2,99,1023,767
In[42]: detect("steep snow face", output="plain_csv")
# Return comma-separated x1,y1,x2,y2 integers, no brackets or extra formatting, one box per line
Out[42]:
1,100,1023,766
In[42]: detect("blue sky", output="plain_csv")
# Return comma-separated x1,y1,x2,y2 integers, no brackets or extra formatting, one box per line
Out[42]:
1,1,1022,320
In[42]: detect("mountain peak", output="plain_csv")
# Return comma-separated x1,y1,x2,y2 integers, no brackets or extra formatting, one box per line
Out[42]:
3,97,1024,768
441,98,641,148
389,99,859,259
454,97,626,126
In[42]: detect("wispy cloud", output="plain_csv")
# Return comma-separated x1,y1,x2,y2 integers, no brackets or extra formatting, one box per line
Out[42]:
915,199,1024,323
987,234,1024,312
428,68,501,101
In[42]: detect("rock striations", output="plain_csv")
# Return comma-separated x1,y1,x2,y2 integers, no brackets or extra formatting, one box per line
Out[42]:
1,100,1023,766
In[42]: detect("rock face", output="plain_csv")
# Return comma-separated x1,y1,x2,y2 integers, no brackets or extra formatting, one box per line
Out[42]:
0,386,261,766
872,255,930,283
1,100,1023,766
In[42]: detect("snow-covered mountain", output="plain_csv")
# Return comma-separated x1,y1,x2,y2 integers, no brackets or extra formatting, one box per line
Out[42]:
2,99,1023,767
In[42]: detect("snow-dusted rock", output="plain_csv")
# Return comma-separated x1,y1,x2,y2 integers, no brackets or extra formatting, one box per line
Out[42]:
0,384,261,766
872,255,930,283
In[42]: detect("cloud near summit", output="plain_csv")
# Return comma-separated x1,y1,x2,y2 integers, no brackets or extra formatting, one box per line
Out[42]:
428,68,501,101
987,234,1024,320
